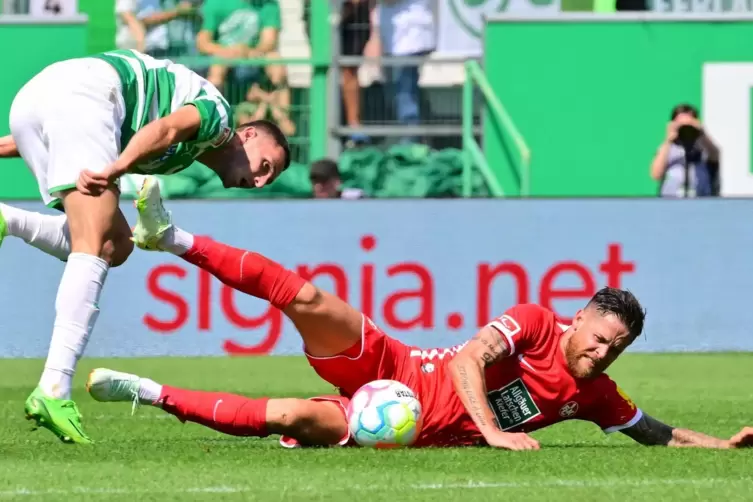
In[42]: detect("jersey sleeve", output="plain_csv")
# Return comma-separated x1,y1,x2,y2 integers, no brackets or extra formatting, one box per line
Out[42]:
260,1,282,30
200,0,220,33
186,94,234,146
485,304,550,356
582,376,643,434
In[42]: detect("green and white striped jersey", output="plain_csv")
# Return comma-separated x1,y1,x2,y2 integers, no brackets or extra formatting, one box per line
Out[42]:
92,49,235,176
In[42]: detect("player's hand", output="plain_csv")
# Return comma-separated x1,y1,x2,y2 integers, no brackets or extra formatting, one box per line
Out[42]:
76,165,123,196
726,427,753,448
484,430,540,451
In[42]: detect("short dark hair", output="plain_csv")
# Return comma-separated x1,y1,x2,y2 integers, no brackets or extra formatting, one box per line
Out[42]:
238,119,291,170
670,103,698,120
309,158,340,182
586,287,646,341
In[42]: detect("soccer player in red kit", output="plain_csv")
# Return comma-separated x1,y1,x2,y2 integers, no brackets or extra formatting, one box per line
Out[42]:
88,178,753,450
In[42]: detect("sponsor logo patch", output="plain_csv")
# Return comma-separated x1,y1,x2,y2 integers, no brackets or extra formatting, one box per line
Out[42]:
487,378,541,430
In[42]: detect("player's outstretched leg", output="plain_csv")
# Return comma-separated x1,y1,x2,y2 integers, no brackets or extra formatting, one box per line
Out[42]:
132,177,363,357
0,203,71,261
87,368,348,446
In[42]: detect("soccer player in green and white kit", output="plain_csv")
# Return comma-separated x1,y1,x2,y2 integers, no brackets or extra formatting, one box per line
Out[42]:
0,49,290,444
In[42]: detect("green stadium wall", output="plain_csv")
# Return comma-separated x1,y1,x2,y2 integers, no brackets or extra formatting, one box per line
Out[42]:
482,14,753,197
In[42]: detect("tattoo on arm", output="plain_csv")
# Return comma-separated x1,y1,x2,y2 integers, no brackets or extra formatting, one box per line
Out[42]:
456,363,488,428
471,328,510,368
621,414,674,446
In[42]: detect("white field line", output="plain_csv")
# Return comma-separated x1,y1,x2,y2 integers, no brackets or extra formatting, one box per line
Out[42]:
0,477,751,497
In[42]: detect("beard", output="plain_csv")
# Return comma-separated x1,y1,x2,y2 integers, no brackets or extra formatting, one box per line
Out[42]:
564,341,599,379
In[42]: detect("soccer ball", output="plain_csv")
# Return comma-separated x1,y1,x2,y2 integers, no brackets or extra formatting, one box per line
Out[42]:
346,379,423,448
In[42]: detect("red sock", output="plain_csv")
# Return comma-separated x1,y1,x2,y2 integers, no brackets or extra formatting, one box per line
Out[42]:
159,385,270,437
182,236,305,310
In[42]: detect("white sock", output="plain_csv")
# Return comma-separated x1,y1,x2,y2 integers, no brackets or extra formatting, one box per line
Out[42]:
0,203,70,261
161,226,194,256
138,378,163,405
39,253,109,399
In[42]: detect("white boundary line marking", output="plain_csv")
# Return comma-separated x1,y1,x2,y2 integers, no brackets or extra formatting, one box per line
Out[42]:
1,478,751,497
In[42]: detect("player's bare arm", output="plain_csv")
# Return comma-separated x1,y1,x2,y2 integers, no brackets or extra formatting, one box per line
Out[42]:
448,325,540,450
0,135,19,158
76,105,202,195
621,414,753,448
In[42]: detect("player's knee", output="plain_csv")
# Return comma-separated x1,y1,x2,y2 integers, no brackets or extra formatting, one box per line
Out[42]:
270,399,348,445
96,219,133,267
276,399,325,435
104,234,134,268
292,283,325,313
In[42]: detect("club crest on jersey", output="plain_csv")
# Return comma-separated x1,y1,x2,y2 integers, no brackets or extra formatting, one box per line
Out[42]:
559,401,579,418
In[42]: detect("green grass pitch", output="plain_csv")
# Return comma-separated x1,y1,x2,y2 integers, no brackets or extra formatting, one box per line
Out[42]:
0,354,751,501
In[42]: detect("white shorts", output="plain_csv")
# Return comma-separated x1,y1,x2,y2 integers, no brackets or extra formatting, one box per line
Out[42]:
9,58,126,209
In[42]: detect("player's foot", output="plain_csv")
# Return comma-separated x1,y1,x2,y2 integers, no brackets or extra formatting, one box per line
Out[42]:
131,176,172,251
86,368,143,414
24,387,92,444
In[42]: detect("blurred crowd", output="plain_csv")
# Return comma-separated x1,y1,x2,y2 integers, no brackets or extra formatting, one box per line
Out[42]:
114,0,438,199
116,0,295,138
113,0,717,200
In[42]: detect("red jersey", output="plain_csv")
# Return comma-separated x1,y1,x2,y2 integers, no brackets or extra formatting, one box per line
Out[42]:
289,304,642,448
416,304,643,442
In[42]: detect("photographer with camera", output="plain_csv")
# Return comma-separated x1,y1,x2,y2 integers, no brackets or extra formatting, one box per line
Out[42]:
650,104,720,198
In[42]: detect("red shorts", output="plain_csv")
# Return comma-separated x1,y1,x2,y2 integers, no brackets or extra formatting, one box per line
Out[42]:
293,315,484,448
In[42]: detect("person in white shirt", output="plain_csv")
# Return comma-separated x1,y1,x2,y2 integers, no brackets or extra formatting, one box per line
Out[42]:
116,0,196,57
372,0,435,144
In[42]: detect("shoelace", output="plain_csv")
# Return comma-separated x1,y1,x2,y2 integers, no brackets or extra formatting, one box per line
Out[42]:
109,379,141,416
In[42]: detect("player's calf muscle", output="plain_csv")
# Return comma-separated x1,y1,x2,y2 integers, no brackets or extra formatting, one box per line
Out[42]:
266,399,347,445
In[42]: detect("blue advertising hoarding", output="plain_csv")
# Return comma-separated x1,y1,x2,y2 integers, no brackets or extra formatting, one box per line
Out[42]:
0,199,751,357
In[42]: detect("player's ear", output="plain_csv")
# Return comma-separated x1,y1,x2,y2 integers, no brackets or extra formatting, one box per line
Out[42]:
571,309,586,330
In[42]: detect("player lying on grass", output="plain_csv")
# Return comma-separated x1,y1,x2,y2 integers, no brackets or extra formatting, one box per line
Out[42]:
88,178,753,450
0,49,290,444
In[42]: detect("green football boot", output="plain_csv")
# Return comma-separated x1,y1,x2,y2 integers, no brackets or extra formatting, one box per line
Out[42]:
0,204,7,249
24,387,92,444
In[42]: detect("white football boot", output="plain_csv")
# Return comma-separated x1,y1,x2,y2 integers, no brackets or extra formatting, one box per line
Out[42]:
131,176,173,251
86,368,144,415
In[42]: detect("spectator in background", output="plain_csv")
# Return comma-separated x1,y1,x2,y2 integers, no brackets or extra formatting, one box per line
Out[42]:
163,0,204,58
304,0,374,148
309,159,365,199
372,0,435,144
115,0,197,57
339,0,375,148
197,0,289,113
650,103,720,198
234,88,296,136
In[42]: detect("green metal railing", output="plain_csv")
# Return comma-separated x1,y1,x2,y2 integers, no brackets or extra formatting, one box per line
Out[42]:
462,60,531,197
